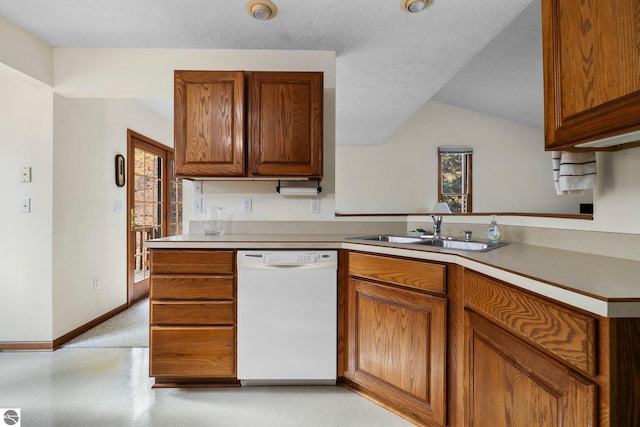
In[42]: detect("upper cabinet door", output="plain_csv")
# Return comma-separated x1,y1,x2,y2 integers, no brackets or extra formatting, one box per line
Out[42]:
174,71,245,177
542,0,640,150
248,72,323,177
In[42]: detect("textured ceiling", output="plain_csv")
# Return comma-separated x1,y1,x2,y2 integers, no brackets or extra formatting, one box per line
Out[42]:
0,0,536,145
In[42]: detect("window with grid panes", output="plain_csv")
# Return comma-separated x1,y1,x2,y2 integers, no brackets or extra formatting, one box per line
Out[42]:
438,147,473,213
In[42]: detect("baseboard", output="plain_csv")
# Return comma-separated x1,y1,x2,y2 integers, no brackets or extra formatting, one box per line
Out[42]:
0,302,130,352
52,302,129,349
0,341,54,352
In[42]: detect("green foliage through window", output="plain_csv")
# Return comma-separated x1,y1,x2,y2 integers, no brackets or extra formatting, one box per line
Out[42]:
438,147,472,213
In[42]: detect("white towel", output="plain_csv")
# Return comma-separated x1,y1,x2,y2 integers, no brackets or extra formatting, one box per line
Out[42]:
552,151,597,195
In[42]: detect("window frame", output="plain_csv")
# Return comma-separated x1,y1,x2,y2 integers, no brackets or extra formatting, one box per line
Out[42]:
437,147,473,213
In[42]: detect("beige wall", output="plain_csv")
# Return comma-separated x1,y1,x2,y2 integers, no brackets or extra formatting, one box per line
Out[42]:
0,70,54,341
52,96,172,338
336,101,591,215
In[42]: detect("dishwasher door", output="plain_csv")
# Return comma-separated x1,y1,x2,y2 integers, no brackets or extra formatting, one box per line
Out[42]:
237,250,337,385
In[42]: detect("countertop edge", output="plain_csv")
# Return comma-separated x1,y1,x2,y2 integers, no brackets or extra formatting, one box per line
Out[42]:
146,235,640,318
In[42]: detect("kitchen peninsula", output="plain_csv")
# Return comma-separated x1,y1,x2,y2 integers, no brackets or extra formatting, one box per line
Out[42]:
146,233,640,426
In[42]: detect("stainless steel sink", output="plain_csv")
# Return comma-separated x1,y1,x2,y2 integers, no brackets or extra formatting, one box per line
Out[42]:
355,235,424,244
417,239,507,251
349,235,508,252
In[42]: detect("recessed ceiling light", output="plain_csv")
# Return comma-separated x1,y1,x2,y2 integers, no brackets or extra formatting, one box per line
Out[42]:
246,0,278,21
401,0,433,13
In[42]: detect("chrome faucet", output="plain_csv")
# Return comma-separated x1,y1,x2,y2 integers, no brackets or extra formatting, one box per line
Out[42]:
431,215,444,239
430,202,451,239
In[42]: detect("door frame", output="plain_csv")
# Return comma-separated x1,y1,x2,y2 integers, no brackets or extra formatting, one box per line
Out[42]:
126,129,173,306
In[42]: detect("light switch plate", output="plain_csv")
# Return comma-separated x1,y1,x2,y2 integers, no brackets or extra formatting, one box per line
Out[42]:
193,181,202,195
21,198,31,213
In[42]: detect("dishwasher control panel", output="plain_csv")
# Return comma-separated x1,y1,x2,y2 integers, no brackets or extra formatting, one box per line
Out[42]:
238,251,337,266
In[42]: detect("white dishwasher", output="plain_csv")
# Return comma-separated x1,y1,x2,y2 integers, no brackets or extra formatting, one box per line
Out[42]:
237,250,337,386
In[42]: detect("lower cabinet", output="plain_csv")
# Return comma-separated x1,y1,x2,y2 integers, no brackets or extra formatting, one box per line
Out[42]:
344,251,447,426
462,270,599,427
149,249,238,387
465,311,596,427
150,326,236,378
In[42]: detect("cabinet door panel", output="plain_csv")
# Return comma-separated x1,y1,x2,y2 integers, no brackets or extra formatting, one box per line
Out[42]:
151,301,235,326
347,278,447,426
174,71,245,176
464,270,596,375
542,0,640,149
150,276,234,300
151,249,235,275
150,326,236,378
466,310,596,427
249,72,323,177
348,251,446,295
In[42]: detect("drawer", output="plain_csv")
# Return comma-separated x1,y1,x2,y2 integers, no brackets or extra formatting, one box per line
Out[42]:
151,301,235,326
348,251,446,295
151,276,234,300
464,270,597,375
150,326,236,378
151,250,234,274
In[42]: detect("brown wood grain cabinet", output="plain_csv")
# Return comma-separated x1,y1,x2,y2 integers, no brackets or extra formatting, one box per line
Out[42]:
344,251,447,426
465,311,596,427
461,269,640,427
174,70,323,178
542,0,640,150
149,249,239,387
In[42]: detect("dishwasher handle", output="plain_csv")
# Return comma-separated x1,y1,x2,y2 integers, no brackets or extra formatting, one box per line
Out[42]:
238,261,337,271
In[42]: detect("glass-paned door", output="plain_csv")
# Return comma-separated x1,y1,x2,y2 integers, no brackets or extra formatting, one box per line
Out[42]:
127,130,178,304
133,147,163,284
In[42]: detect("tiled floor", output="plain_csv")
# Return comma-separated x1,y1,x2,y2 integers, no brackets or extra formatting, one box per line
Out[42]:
0,347,414,427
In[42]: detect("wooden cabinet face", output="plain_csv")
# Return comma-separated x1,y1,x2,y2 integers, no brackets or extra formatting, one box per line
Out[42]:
174,70,324,178
465,311,596,427
174,71,245,177
150,326,236,378
347,277,447,426
249,72,323,177
542,0,640,149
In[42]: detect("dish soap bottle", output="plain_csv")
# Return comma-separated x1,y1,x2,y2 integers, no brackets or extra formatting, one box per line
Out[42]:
487,216,501,244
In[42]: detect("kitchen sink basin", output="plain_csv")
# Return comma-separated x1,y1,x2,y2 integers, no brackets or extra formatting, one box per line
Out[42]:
417,239,503,251
356,235,425,244
349,235,508,252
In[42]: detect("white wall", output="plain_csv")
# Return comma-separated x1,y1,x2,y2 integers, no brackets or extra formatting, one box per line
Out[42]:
0,16,53,86
0,70,54,341
336,100,591,215
52,96,172,338
50,48,338,229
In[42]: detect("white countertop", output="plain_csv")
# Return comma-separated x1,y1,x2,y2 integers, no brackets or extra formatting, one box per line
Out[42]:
146,233,640,318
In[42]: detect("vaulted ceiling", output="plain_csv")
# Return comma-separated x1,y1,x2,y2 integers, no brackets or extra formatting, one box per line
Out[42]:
0,0,539,145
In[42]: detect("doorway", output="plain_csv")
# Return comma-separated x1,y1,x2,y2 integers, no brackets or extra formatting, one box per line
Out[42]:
126,130,180,305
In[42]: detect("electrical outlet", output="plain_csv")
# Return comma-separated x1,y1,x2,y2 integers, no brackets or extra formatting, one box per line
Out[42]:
93,276,101,291
20,166,32,183
311,198,320,213
242,198,252,213
193,198,203,213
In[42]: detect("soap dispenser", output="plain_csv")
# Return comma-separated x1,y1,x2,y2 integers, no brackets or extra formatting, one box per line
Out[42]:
487,216,501,244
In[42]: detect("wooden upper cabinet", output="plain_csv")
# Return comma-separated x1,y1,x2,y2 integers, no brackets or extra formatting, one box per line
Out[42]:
248,72,323,177
174,71,245,177
174,70,323,178
542,0,640,150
